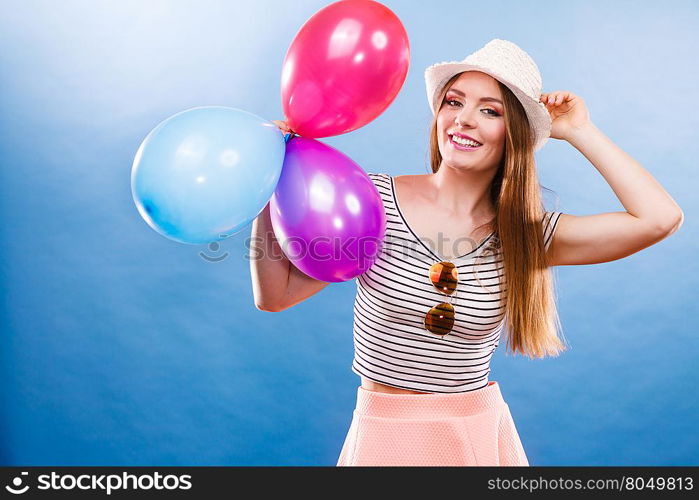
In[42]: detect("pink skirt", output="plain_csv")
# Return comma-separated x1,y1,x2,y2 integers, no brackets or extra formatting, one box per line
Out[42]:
336,381,529,466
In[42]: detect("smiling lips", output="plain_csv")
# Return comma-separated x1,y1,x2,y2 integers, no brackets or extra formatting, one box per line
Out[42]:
448,134,483,150
450,131,482,145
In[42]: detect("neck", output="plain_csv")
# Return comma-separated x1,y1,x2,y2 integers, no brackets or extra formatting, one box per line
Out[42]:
429,162,498,220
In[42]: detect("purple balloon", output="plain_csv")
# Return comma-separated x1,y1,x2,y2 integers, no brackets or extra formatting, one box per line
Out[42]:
269,136,386,282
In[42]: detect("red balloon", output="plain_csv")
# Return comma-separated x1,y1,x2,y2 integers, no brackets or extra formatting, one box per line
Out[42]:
281,0,410,138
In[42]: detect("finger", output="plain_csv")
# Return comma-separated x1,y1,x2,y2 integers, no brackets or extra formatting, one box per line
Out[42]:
558,92,573,103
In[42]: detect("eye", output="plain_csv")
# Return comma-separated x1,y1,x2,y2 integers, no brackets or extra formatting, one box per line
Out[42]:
445,99,501,117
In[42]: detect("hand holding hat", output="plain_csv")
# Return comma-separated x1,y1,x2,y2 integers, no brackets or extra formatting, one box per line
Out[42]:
539,91,592,142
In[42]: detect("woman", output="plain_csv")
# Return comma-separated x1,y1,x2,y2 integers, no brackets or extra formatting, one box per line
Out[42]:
252,39,683,466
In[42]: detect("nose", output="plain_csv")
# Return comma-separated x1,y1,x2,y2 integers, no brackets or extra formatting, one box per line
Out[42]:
455,103,477,127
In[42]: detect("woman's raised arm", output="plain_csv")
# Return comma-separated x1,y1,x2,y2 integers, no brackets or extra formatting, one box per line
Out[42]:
540,92,683,266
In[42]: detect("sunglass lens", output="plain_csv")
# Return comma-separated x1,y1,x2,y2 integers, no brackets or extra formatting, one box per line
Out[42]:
425,302,455,336
429,261,458,295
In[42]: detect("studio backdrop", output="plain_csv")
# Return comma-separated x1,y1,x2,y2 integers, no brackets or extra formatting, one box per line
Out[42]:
1,0,696,465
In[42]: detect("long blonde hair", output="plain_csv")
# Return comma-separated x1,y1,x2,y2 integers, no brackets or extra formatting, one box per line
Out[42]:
428,72,567,359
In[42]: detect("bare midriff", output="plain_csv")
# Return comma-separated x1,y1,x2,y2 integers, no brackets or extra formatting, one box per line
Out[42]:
360,376,430,394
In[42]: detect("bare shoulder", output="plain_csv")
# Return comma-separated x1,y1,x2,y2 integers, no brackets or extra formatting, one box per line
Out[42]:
396,173,431,181
394,173,432,195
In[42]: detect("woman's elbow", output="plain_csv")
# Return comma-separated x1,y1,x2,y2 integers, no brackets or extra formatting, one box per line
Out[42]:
254,299,284,313
662,209,684,236
673,209,684,232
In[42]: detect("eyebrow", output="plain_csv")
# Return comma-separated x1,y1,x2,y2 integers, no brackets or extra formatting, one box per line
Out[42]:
447,88,502,104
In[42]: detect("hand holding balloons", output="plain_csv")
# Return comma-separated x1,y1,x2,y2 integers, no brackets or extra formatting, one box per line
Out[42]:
270,119,298,144
131,0,406,288
270,119,296,137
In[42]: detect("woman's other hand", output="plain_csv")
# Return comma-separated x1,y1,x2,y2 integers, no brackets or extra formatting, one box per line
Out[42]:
271,119,297,139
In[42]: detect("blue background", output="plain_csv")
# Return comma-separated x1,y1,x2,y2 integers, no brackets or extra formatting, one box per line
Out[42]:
1,0,696,466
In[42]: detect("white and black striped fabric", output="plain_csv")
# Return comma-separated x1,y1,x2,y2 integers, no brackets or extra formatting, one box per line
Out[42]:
351,173,563,393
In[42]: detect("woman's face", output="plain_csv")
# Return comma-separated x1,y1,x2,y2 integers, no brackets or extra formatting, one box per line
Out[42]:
437,71,506,171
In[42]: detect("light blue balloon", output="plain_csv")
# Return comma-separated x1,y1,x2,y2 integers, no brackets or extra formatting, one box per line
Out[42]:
131,106,285,244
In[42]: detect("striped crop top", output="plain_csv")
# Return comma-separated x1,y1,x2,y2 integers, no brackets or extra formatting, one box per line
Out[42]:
351,173,563,393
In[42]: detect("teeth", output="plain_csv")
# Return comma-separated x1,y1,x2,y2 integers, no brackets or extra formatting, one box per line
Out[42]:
451,135,481,147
